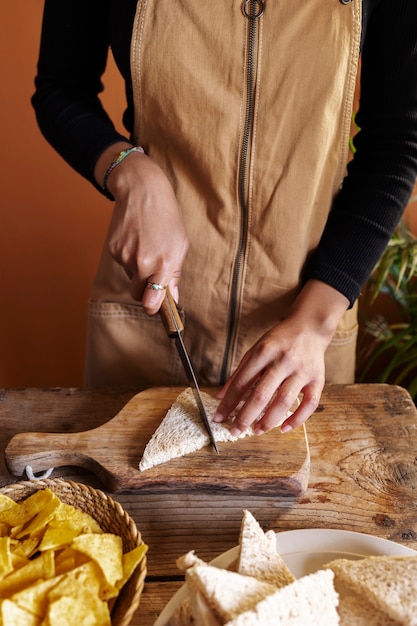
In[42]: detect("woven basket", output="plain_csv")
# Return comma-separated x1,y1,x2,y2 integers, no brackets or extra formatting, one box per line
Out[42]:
0,478,147,626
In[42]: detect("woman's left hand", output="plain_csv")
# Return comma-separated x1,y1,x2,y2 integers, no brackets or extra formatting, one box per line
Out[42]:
213,280,349,434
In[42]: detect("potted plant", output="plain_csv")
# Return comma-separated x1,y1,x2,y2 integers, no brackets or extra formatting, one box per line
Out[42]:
356,221,417,401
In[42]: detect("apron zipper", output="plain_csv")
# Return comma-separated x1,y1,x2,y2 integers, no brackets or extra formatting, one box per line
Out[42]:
220,0,265,384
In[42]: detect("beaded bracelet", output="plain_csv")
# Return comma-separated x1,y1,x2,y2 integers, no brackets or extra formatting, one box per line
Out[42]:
102,145,144,200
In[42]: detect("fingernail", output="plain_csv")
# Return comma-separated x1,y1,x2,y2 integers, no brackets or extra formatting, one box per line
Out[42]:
281,423,293,433
213,412,223,423
230,426,241,437
254,427,265,436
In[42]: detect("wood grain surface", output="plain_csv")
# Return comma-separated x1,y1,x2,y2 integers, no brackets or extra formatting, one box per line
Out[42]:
1,383,417,625
4,387,309,495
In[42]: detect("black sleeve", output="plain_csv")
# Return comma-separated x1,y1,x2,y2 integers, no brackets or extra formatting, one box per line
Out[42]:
303,0,417,307
31,0,131,193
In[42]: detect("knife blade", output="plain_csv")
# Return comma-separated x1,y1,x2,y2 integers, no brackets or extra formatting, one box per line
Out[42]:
159,289,220,454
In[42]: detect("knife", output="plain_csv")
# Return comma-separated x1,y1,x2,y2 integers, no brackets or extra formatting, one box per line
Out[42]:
159,289,220,454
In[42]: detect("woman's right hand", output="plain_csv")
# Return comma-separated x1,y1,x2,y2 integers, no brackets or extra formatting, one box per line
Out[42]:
95,143,189,315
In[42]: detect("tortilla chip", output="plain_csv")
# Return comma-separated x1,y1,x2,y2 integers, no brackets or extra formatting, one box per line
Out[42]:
50,502,102,535
0,536,12,579
0,490,59,530
117,543,148,589
44,592,111,626
71,533,123,587
0,494,15,513
0,549,55,596
0,598,41,626
11,576,62,618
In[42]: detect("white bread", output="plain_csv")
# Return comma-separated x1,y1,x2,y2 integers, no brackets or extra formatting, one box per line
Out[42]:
185,564,277,623
338,595,400,626
225,569,339,626
139,388,289,471
324,556,417,626
139,388,294,471
176,550,208,571
237,509,295,587
165,510,416,626
139,388,254,470
167,597,195,626
186,587,221,626
169,551,208,625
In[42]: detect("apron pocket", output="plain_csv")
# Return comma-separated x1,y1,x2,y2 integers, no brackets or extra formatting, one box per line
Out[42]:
85,300,187,388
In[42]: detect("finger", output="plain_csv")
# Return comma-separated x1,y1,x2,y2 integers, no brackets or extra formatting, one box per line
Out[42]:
279,383,322,433
213,354,256,423
168,270,182,303
140,277,170,315
251,377,304,435
224,368,286,436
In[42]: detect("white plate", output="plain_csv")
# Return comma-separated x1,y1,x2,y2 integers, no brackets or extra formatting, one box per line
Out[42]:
154,529,417,626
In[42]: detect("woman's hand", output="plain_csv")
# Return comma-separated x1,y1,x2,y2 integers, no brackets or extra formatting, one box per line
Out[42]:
214,280,349,434
95,143,189,314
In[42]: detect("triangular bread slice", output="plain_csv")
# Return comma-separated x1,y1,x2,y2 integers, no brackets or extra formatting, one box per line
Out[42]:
338,595,399,626
185,586,220,626
225,569,339,626
324,556,417,625
139,389,248,471
167,597,195,626
176,550,208,572
139,388,294,471
185,564,277,623
237,510,295,587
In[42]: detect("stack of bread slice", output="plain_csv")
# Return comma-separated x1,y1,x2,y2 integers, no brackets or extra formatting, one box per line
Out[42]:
166,510,417,625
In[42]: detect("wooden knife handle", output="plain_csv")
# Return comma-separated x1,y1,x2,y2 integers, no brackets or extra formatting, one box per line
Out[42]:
159,288,184,337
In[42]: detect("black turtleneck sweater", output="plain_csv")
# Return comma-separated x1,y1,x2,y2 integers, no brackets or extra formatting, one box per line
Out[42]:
31,0,417,306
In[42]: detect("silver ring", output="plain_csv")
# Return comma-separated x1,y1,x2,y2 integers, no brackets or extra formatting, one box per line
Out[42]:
147,282,168,291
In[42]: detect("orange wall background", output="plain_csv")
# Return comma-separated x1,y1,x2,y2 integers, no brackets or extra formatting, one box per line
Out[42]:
0,3,125,387
0,4,416,389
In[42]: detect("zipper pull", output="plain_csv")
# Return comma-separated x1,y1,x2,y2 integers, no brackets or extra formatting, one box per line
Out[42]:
242,0,265,19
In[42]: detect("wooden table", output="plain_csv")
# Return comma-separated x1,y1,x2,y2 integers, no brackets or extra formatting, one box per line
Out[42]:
1,383,417,625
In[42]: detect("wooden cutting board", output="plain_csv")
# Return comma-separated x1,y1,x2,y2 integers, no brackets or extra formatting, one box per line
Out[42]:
5,387,310,495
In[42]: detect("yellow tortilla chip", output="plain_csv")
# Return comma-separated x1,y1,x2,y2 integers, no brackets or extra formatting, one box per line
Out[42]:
0,598,41,626
44,592,111,626
0,522,10,537
0,549,55,596
36,502,103,554
51,502,102,534
10,530,44,559
0,490,60,531
53,552,77,577
15,501,61,541
117,543,148,589
10,552,29,571
10,576,62,618
0,536,12,579
37,525,79,553
71,533,123,587
0,494,15,513
50,560,118,602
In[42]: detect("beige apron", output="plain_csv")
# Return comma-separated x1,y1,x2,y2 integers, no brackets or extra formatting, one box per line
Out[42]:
86,0,361,388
